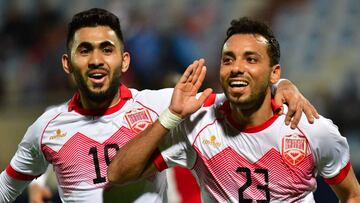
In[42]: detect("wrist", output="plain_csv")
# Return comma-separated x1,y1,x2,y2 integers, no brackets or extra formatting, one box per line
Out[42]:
158,108,183,130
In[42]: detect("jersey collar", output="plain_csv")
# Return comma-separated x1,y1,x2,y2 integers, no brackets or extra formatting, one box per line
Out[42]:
68,83,132,116
219,99,282,133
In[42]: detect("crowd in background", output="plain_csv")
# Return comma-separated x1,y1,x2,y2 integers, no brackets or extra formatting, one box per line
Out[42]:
0,0,359,202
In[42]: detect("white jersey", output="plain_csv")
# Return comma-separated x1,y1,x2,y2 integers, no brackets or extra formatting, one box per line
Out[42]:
0,84,175,203
154,96,350,203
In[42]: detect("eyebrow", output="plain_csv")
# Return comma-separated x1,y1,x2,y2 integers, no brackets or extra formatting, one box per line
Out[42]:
243,50,261,57
77,40,116,49
222,51,236,58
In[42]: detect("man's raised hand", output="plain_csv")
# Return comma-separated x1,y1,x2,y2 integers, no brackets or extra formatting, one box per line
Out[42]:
169,59,213,118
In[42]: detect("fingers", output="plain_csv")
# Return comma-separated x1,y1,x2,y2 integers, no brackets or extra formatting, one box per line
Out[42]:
288,103,302,129
190,59,204,86
43,187,53,199
179,59,205,85
197,88,213,105
283,94,296,126
194,65,207,90
29,184,53,203
284,96,320,129
303,99,320,123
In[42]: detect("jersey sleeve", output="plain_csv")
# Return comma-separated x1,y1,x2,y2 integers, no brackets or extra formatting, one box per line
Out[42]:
308,116,350,185
0,170,32,203
7,120,49,180
153,122,197,171
0,114,51,202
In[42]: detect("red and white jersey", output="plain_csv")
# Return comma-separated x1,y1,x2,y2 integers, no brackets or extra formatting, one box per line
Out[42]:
1,84,178,203
154,96,350,203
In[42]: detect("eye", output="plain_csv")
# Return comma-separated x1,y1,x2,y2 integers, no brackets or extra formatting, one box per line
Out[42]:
103,46,114,55
246,56,258,64
222,57,233,65
78,47,89,55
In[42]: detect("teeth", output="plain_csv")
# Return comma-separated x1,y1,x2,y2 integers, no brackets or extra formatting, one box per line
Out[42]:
90,73,105,79
230,81,248,86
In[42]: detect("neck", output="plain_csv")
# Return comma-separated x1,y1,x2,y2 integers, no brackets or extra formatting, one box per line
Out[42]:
230,90,273,128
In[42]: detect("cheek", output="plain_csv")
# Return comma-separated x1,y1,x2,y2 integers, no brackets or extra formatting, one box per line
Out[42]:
219,66,228,81
71,57,87,70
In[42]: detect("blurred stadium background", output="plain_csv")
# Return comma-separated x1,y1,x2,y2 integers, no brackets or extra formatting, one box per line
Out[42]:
0,0,359,202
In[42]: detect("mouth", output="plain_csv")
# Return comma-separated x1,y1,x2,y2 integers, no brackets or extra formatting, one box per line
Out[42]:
88,70,108,84
229,79,249,88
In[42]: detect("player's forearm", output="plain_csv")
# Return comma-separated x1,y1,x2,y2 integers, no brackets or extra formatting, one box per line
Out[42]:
331,167,360,203
108,120,169,185
0,171,31,203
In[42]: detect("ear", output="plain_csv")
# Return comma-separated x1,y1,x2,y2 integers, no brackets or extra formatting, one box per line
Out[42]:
270,64,281,84
121,52,130,73
62,54,72,74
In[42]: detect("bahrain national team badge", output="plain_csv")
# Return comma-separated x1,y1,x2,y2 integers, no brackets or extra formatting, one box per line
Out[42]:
125,108,153,134
282,133,308,166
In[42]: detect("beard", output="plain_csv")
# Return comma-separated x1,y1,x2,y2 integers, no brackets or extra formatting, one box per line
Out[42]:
224,80,269,111
72,67,121,103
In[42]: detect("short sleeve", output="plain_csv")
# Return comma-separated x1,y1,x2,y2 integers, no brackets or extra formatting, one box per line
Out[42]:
310,117,350,185
7,120,50,180
156,122,197,170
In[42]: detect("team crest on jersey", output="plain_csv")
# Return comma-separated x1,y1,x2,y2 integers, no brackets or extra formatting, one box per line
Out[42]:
125,108,153,134
282,133,308,166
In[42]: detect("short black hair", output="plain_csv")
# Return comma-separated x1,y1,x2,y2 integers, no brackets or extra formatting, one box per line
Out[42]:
66,8,124,53
224,17,280,66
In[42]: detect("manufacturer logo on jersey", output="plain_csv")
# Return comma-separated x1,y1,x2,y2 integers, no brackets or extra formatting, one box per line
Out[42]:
203,135,222,148
282,133,308,166
50,129,67,140
125,108,153,134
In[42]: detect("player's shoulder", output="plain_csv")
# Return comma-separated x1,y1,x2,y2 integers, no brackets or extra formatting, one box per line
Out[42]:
186,93,226,125
201,93,226,107
130,88,173,100
300,115,339,136
32,102,69,128
282,105,342,140
129,88,174,114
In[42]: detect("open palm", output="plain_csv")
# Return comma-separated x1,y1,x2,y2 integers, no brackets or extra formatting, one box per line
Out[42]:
169,59,213,118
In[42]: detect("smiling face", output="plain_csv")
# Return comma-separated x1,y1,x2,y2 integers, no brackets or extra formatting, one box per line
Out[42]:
220,34,280,109
62,26,129,108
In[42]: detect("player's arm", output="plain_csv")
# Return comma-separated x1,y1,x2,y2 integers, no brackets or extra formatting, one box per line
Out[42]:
0,170,33,203
273,79,319,129
0,121,49,202
330,166,360,202
108,59,212,185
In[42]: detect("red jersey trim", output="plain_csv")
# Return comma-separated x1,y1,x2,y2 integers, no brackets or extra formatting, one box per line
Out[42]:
222,99,281,133
152,149,168,172
202,93,216,107
68,83,132,116
324,161,351,185
6,165,39,181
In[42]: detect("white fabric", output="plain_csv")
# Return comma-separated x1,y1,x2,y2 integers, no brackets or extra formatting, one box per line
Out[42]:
158,97,350,203
0,171,31,203
0,87,174,203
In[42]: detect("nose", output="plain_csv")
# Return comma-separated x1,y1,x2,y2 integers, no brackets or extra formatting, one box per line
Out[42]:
231,62,245,75
89,50,104,67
